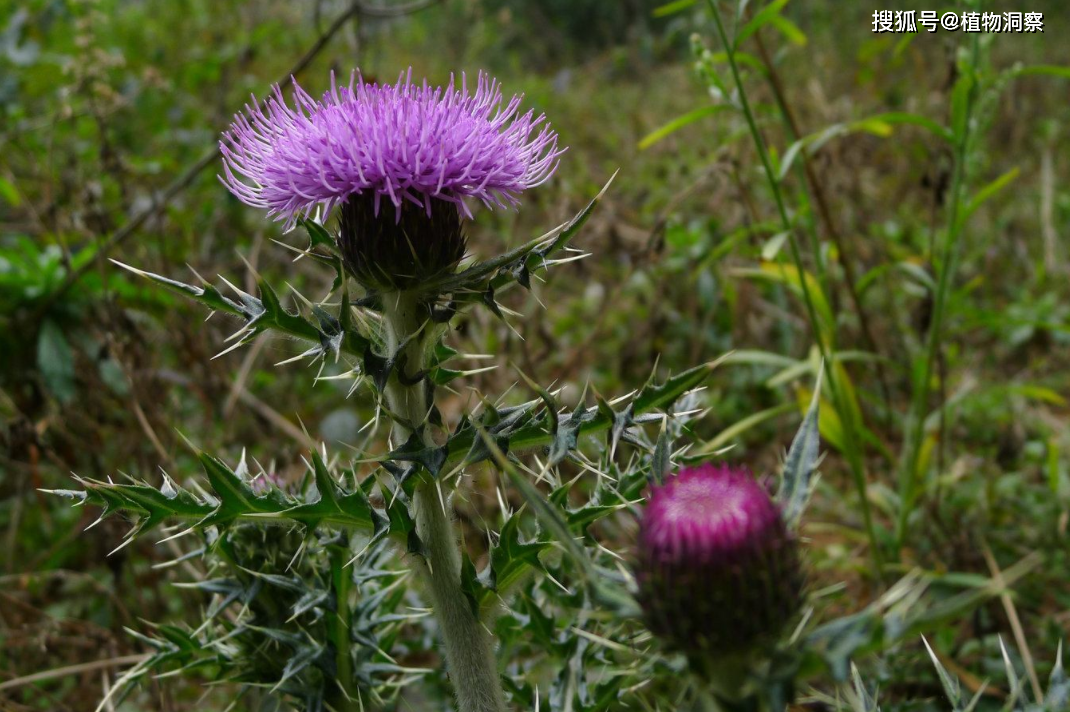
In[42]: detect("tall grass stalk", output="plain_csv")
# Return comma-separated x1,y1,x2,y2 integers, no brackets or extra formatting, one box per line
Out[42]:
703,0,883,575
895,31,982,547
750,29,894,414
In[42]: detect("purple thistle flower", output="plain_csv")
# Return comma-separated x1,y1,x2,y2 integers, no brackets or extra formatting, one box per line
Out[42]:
219,69,563,229
635,463,802,659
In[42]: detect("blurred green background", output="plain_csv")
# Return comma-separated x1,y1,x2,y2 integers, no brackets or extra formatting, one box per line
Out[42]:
2,0,1069,709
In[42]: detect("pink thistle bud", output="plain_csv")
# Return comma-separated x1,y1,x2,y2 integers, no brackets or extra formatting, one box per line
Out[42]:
636,463,802,659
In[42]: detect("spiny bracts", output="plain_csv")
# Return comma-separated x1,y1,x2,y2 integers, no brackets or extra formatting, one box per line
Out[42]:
635,463,802,659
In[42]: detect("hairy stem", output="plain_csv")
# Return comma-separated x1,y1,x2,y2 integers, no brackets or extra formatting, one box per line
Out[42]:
381,293,507,712
328,545,359,711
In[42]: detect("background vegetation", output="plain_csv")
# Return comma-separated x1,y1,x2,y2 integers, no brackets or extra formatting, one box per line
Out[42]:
2,0,1069,709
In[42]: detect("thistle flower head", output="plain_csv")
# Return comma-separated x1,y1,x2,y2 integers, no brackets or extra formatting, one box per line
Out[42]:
636,463,802,660
219,69,563,229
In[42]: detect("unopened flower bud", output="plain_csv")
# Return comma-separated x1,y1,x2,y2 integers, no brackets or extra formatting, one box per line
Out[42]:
636,463,802,659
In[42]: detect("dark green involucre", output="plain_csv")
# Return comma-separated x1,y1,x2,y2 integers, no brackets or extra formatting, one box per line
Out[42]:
338,193,468,292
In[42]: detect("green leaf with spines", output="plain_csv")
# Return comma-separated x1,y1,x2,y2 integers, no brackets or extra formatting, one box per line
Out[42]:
460,552,495,617
297,218,338,253
54,447,413,546
196,451,289,524
111,259,371,359
548,399,595,466
480,429,594,582
416,173,616,307
385,430,447,478
441,358,723,473
115,532,415,709
1048,643,1070,709
485,514,552,605
778,367,822,528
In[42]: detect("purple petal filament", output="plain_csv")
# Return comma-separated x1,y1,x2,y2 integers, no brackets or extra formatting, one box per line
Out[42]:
220,69,563,229
640,463,782,565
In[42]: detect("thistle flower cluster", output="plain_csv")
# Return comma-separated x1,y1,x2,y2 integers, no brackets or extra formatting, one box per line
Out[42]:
72,62,820,712
58,57,920,712
636,463,802,660
221,69,562,224
220,70,561,291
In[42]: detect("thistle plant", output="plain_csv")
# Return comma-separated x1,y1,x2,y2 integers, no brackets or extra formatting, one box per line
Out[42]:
48,69,725,711
220,70,560,712
46,66,1027,712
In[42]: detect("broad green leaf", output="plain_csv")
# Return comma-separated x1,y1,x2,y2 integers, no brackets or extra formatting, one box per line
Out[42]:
37,319,76,403
638,105,728,150
1007,384,1066,406
766,14,806,46
867,111,953,141
0,177,21,207
1009,64,1070,80
652,0,696,16
722,349,799,369
706,50,768,75
734,0,791,48
778,113,951,181
958,167,1019,226
734,262,835,345
699,401,794,454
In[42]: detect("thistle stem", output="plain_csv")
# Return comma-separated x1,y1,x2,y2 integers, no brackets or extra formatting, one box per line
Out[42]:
328,545,359,712
381,293,507,712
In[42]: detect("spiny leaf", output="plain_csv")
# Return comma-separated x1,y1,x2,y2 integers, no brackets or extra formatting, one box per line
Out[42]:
197,451,287,525
69,477,213,529
923,637,964,709
778,365,822,528
478,428,593,582
111,259,371,357
460,553,493,617
385,431,447,478
418,172,616,301
296,218,338,253
486,514,551,604
548,400,597,467
53,448,410,545
651,421,671,485
1048,642,1069,709
276,644,326,691
849,663,881,712
442,358,724,472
